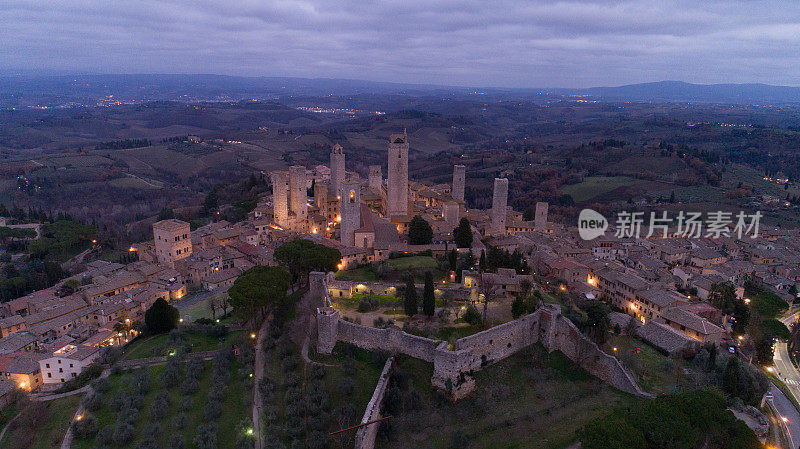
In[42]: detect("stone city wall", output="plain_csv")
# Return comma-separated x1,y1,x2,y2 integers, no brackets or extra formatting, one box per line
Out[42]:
313,272,649,400
354,357,395,449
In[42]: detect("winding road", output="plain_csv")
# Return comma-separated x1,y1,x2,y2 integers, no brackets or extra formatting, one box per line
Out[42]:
770,311,800,448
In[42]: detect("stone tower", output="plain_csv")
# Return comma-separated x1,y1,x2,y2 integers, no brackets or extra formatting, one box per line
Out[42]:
314,181,328,218
289,165,307,230
270,171,288,228
443,201,459,231
535,202,549,232
340,180,361,247
329,144,345,197
387,132,409,217
452,165,466,203
491,178,508,237
368,165,382,192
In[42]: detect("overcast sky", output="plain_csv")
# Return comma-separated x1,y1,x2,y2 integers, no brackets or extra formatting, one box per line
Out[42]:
2,0,799,88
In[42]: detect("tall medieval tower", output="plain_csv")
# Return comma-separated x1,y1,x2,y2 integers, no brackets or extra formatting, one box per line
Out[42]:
368,165,383,192
491,177,508,236
340,180,361,247
289,165,308,231
452,165,466,203
387,132,409,217
329,144,345,197
271,171,289,228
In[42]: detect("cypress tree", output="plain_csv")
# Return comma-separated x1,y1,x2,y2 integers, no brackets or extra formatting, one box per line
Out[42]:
404,277,418,317
423,272,435,316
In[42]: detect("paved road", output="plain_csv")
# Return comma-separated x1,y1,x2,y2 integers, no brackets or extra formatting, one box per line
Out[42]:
771,311,800,447
768,384,800,449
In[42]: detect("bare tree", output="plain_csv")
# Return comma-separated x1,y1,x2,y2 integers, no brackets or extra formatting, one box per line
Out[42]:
208,296,220,321
219,295,230,318
479,275,496,323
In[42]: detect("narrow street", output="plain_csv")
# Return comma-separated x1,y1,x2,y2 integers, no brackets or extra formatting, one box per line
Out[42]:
771,311,800,448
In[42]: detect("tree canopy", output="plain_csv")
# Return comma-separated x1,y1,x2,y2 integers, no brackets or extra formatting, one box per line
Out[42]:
274,239,341,283
708,282,749,334
453,218,473,248
228,265,292,321
144,298,179,334
579,389,761,449
408,215,433,245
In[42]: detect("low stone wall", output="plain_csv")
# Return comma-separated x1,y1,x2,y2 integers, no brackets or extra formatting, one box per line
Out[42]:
354,357,395,449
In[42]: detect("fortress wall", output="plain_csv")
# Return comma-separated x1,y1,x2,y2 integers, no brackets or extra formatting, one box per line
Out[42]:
455,312,541,371
354,357,395,449
547,312,649,397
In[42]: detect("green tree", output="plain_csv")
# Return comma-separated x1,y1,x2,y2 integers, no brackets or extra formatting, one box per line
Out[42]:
422,272,435,316
144,298,179,334
274,239,341,285
408,215,432,245
709,283,749,334
453,218,473,248
228,265,292,323
403,277,418,317
581,301,610,345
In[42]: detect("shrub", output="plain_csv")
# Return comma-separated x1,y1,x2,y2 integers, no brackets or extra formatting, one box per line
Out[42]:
463,306,482,325
95,425,114,446
194,423,218,449
172,412,188,430
179,396,193,411
181,377,200,395
338,377,355,396
204,400,222,421
84,391,104,412
113,423,135,445
91,377,111,393
168,434,186,449
73,415,98,439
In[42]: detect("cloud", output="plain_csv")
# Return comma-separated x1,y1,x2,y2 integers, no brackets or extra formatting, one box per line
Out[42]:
0,0,798,87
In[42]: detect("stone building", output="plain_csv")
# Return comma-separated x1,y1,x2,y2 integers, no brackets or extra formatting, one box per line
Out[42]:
153,219,192,266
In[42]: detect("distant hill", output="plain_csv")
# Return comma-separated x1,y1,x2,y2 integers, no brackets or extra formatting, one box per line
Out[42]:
582,81,800,104
2,74,800,108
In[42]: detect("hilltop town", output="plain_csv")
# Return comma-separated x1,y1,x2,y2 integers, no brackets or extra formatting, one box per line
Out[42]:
0,130,794,448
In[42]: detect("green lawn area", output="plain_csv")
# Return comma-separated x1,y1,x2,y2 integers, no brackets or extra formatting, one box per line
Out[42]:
124,328,246,360
561,176,637,203
335,266,379,282
176,291,231,322
378,345,634,449
73,350,251,449
386,256,438,270
604,334,689,396
0,395,81,449
335,255,443,283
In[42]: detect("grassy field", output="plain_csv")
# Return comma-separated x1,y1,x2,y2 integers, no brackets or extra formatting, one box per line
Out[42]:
561,176,637,203
124,328,246,360
378,345,633,449
604,334,689,396
0,395,81,449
